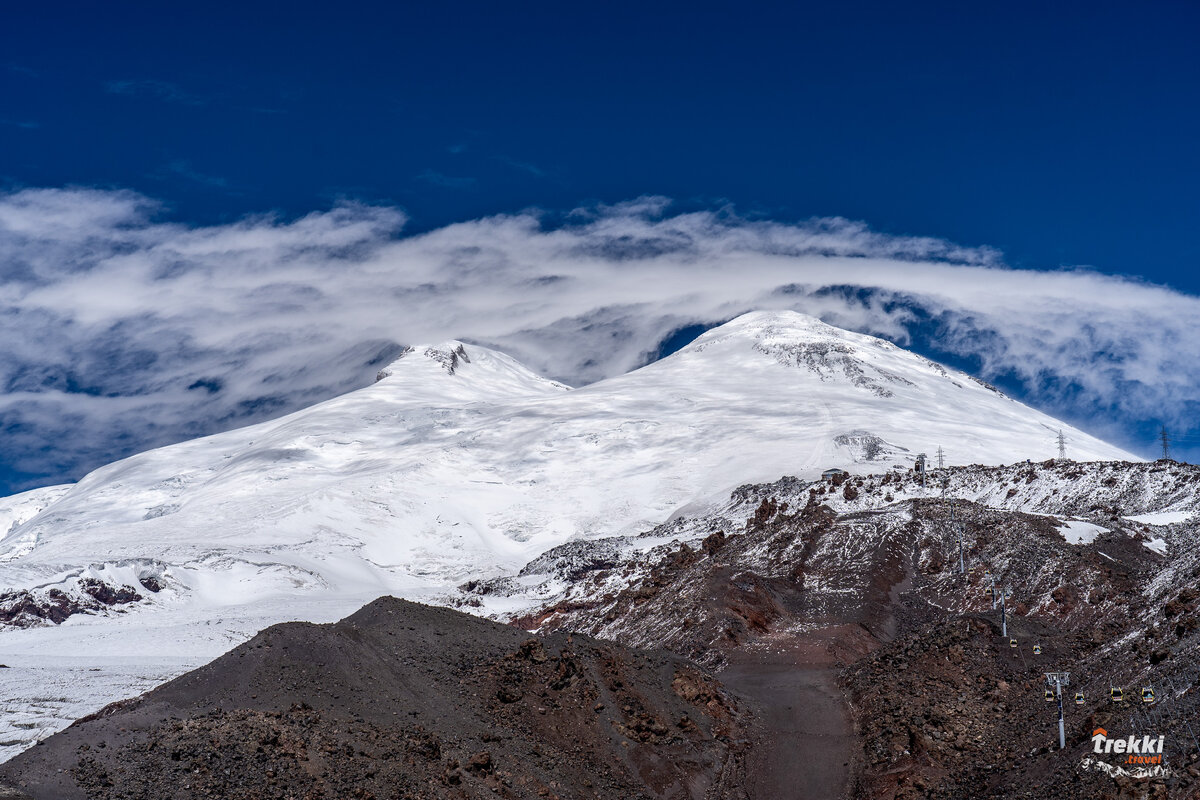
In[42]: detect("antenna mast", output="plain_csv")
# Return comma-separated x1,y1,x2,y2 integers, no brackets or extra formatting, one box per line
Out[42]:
1161,426,1171,460
1057,430,1066,461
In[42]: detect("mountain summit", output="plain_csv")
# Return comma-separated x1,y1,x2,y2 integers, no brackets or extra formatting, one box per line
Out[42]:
0,308,1134,598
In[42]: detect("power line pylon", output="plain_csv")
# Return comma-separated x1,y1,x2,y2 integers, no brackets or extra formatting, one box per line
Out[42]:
1160,426,1171,460
937,446,945,469
1057,430,1066,461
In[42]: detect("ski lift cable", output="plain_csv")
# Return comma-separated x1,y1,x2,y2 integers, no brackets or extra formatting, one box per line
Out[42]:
1166,678,1200,751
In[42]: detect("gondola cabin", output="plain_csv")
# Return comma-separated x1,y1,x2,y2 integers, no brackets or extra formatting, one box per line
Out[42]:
1044,689,1054,701
1142,688,1156,703
1111,688,1124,702
1074,692,1085,705
1033,644,1042,655
1009,638,1017,648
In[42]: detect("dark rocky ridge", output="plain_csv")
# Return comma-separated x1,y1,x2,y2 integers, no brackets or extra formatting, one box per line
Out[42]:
523,465,1200,799
0,598,751,800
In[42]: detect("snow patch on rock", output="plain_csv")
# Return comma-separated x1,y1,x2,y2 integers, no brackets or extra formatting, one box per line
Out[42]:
1057,519,1107,545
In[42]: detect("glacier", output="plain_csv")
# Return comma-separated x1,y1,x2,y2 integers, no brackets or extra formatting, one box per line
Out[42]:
0,310,1138,759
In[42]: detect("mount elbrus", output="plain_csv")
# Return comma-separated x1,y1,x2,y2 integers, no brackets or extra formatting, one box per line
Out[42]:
0,311,1194,799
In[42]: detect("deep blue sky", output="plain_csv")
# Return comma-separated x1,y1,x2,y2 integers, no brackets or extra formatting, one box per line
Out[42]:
4,1,1198,281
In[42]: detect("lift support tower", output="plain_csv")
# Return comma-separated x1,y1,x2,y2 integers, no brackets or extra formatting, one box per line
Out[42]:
1046,672,1070,749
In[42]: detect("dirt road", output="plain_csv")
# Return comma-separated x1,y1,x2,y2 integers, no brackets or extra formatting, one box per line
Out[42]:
720,630,862,800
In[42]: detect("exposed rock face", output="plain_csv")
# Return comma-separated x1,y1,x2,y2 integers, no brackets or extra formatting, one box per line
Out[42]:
0,598,751,800
752,339,914,398
0,579,143,628
374,343,471,380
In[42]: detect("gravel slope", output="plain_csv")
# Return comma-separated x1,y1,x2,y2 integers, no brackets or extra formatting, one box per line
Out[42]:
0,598,751,800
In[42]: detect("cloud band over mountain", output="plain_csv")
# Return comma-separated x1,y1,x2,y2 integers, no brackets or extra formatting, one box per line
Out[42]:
2,187,1195,491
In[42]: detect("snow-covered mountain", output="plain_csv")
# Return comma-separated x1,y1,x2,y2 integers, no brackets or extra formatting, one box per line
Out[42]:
0,310,1138,757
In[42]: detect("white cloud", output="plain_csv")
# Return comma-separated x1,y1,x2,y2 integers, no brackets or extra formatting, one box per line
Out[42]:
0,187,1193,490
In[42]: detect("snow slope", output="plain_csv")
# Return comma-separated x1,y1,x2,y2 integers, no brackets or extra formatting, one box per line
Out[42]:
0,310,1138,757
0,485,72,562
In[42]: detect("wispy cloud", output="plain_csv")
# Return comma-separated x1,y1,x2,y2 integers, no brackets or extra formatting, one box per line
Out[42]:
0,119,39,130
0,187,1195,491
497,156,546,178
415,169,475,189
103,79,205,106
158,160,229,189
